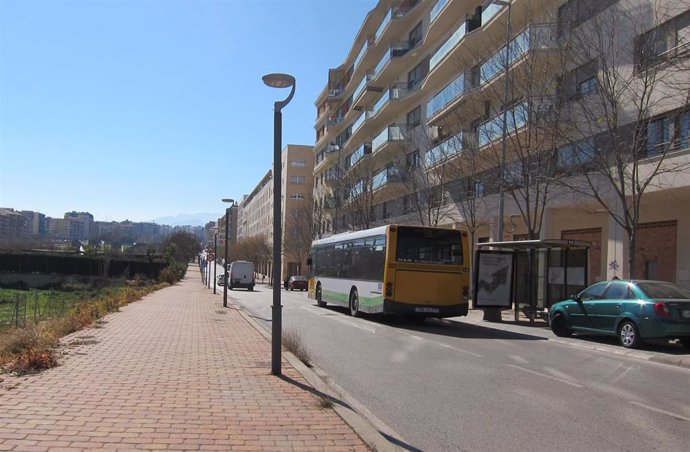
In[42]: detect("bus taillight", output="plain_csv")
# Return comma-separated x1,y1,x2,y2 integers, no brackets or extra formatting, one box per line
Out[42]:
385,282,393,297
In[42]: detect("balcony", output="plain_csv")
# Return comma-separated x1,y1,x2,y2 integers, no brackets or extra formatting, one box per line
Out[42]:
430,21,470,70
425,132,466,167
479,24,558,87
481,2,504,26
372,124,410,160
372,166,403,198
372,40,417,85
427,72,467,119
477,101,528,147
346,142,373,171
351,110,372,135
430,0,448,23
351,72,382,111
314,149,338,174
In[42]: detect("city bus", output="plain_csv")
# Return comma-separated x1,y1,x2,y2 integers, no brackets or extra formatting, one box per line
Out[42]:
307,224,470,318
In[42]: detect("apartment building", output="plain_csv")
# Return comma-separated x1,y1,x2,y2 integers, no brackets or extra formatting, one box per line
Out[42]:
313,0,690,287
237,144,315,279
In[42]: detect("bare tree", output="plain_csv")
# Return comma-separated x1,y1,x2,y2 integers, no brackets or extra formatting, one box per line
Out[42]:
283,203,316,275
395,125,460,226
557,2,690,277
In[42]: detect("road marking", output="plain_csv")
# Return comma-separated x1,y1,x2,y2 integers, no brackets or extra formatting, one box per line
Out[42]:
629,401,690,422
510,355,529,364
507,364,583,388
437,342,483,358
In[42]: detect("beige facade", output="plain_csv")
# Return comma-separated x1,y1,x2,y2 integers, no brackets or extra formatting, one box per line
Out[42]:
313,0,690,287
236,144,315,280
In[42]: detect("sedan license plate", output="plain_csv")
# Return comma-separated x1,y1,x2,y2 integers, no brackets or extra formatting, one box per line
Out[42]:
682,310,690,319
415,307,439,313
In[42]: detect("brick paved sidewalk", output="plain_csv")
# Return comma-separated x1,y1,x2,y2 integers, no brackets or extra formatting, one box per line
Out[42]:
0,266,368,451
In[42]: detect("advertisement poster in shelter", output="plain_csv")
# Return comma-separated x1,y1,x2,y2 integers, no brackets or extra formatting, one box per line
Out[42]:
474,251,514,308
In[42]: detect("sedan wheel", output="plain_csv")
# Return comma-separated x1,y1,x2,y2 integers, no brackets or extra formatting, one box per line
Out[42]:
550,315,572,338
618,321,642,349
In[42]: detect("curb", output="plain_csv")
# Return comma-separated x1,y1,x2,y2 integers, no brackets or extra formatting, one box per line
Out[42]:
226,295,404,452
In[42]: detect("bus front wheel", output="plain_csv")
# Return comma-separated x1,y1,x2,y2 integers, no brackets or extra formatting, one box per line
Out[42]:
349,289,361,317
316,285,326,308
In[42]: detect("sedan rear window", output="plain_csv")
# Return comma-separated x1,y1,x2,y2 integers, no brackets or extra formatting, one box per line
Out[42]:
637,282,690,299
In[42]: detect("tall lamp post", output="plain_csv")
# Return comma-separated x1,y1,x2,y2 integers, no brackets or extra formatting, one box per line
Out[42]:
212,228,218,294
495,0,512,242
262,72,295,376
221,198,234,308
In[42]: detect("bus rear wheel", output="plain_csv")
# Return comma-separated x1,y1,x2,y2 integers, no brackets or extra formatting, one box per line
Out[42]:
349,289,361,317
316,285,326,308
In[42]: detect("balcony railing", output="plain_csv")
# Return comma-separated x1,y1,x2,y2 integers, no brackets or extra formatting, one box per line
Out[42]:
481,2,505,26
430,21,469,70
373,40,415,78
373,166,402,190
349,142,372,168
479,24,557,85
375,9,392,43
430,0,448,23
427,72,466,118
425,132,465,166
372,124,409,153
477,101,528,147
352,111,367,134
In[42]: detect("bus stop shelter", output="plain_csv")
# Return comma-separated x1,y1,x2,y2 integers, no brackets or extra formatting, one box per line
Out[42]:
473,239,591,323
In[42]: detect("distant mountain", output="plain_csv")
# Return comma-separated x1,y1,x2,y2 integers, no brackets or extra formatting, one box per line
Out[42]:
152,213,221,227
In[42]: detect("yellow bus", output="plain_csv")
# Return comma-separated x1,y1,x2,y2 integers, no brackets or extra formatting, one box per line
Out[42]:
307,224,470,318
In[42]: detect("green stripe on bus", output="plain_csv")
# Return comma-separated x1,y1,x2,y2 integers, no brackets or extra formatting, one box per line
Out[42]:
323,290,383,307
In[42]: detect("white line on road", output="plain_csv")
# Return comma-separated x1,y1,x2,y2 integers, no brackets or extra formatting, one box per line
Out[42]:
629,401,690,422
507,364,583,388
437,342,483,358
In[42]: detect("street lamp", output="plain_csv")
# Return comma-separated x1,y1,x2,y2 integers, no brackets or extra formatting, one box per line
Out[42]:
221,198,234,308
495,0,512,242
212,227,218,294
263,72,295,376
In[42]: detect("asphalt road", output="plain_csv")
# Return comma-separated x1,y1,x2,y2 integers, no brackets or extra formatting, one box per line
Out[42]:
212,271,690,452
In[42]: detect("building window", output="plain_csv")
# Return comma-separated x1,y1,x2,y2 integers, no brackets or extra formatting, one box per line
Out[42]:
646,116,670,156
291,159,307,167
406,150,420,169
679,111,690,150
558,138,595,168
558,0,617,35
559,60,598,102
407,106,421,127
382,201,391,219
289,193,305,200
473,181,485,198
408,21,423,48
290,175,306,184
408,61,427,90
636,10,690,70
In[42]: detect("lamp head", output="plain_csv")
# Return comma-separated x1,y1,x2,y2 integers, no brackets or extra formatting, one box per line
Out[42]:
221,198,234,204
262,73,295,89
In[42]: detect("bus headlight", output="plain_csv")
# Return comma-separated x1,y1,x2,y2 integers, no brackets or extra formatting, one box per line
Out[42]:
385,282,393,297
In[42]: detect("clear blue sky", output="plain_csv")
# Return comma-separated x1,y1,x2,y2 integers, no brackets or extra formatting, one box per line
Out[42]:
0,0,375,224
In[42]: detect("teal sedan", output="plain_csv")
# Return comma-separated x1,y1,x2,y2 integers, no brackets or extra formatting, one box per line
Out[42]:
549,280,690,349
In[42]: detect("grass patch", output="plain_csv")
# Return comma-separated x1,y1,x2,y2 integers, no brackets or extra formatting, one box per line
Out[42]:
0,282,167,375
318,397,334,410
282,327,312,367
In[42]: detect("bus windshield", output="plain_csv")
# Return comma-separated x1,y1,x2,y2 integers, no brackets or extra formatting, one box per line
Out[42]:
395,227,463,265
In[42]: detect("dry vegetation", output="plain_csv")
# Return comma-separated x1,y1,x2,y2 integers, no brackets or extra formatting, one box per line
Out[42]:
0,282,167,375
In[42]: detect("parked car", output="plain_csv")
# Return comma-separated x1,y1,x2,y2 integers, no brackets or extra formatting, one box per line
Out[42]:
549,280,690,349
217,272,227,286
287,275,308,291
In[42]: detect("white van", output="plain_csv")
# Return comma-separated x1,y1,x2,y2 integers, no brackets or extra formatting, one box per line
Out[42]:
228,260,255,291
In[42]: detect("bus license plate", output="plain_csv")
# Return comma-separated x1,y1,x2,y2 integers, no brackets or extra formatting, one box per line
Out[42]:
415,307,439,313
682,310,690,319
